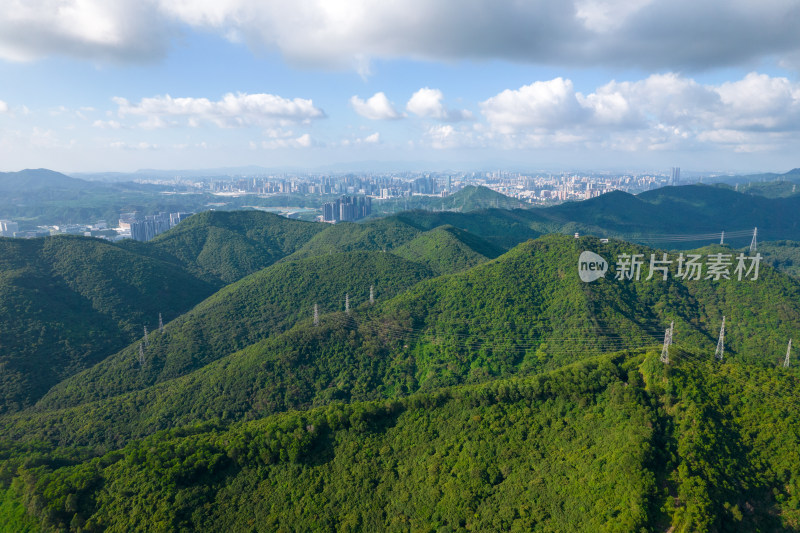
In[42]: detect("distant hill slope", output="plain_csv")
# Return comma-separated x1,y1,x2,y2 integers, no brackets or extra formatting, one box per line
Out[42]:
0,211,321,414
711,167,800,186
447,184,524,210
126,210,325,284
8,234,800,451
372,184,523,215
36,251,436,411
0,168,91,192
0,235,215,413
285,217,422,260
0,209,523,416
758,240,800,279
544,184,800,246
393,225,504,274
393,208,548,249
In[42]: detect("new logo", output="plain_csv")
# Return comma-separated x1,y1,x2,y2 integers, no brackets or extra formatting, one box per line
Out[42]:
579,251,608,282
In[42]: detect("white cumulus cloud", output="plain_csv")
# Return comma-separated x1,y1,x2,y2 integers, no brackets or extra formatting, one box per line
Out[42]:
406,88,472,122
480,78,589,134
0,100,8,113
92,119,122,129
480,72,800,153
350,92,402,120
424,124,477,149
110,141,158,150
259,133,314,149
714,72,800,131
113,92,325,128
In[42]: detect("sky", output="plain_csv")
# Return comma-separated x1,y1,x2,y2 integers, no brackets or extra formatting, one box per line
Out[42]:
1,0,800,174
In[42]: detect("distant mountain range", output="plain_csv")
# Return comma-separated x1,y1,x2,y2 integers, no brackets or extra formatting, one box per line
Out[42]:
0,168,93,192
544,184,800,245
709,167,800,185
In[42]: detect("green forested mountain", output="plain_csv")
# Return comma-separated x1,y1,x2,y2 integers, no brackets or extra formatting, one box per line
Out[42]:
3,235,799,452
5,195,800,531
393,225,503,274
546,184,800,247
36,251,436,411
372,184,524,215
758,240,800,279
0,169,91,192
393,208,548,249
0,211,330,414
125,210,324,284
4,348,800,531
736,180,800,199
0,210,505,416
712,167,800,188
0,236,216,414
444,184,526,211
286,216,422,260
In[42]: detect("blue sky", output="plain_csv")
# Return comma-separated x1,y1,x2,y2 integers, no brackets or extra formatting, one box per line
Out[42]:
1,1,799,173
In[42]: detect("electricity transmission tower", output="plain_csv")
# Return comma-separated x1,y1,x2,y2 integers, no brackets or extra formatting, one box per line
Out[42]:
720,231,725,245
785,339,792,368
158,313,164,332
369,285,375,305
714,316,725,360
750,227,758,254
143,326,149,347
345,293,350,315
313,303,319,327
660,327,671,364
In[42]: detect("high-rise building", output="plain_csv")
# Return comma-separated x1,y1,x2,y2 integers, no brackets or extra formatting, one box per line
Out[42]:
169,212,191,228
671,167,680,186
322,196,372,223
130,212,174,241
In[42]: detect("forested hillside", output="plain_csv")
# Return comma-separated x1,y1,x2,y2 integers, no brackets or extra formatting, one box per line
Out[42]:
0,236,216,414
124,210,324,284
37,251,437,410
393,225,503,274
546,184,800,247
2,234,799,452
3,349,800,531
5,188,800,531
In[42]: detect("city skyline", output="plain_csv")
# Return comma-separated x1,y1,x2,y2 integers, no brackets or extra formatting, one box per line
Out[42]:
1,1,800,173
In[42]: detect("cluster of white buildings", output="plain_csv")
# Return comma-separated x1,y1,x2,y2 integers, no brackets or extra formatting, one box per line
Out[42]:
0,219,19,237
479,170,675,205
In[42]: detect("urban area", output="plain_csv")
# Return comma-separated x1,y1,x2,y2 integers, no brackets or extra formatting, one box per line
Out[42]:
0,168,683,241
